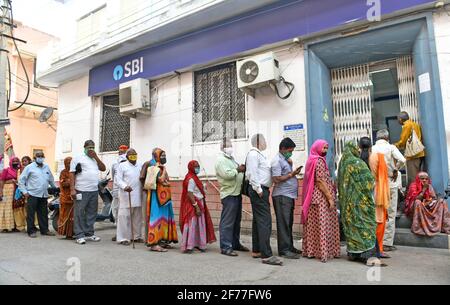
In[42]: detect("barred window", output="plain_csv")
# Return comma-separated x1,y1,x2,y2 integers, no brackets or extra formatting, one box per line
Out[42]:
100,95,130,152
193,63,246,143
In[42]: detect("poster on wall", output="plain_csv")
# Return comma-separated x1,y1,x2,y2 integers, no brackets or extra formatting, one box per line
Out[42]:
283,124,305,151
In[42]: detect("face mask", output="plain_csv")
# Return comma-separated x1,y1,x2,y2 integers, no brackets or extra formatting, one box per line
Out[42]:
12,163,20,169
85,147,95,156
282,152,293,160
160,157,167,165
36,158,45,165
128,155,138,162
223,147,233,157
194,167,201,175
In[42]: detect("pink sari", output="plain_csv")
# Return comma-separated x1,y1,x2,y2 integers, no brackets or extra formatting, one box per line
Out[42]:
302,140,329,224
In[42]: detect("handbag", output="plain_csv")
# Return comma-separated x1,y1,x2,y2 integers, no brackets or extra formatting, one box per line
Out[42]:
143,166,160,191
241,149,264,198
404,129,425,158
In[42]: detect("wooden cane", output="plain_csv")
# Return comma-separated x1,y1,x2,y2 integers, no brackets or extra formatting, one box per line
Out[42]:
128,192,135,249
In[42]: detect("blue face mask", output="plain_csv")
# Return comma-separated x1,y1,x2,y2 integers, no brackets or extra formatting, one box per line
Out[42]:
195,167,201,175
36,157,45,165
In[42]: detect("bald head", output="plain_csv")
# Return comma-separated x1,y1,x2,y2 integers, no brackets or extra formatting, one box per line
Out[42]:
251,134,267,151
398,112,410,125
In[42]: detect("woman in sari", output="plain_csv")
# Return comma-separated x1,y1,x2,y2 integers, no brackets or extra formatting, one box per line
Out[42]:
0,157,21,232
338,142,385,266
179,161,216,253
302,140,341,263
58,157,74,239
141,148,178,252
21,156,32,168
405,172,450,236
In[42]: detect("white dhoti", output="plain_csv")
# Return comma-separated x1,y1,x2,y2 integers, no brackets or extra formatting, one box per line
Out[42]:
116,206,142,243
112,196,119,224
115,160,144,243
383,188,399,247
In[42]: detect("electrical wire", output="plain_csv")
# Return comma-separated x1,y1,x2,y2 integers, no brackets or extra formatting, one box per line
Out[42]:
6,0,31,112
6,55,11,108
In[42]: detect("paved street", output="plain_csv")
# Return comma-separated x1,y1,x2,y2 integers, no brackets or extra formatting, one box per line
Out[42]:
0,222,449,285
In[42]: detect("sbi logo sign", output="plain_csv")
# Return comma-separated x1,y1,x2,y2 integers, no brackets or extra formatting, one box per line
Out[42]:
113,57,144,81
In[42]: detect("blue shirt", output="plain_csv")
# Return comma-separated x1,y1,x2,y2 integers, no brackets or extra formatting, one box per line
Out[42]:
271,153,298,199
18,162,56,198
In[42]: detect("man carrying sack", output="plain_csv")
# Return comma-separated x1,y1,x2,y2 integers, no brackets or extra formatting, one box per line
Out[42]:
395,111,426,187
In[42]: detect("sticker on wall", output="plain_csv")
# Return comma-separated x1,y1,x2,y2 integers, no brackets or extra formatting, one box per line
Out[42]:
63,139,72,153
283,124,305,151
323,108,329,122
418,73,431,94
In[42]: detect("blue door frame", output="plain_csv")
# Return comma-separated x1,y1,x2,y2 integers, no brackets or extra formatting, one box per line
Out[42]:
305,14,449,194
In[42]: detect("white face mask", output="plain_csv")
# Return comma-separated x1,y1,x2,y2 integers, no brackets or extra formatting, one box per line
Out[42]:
223,147,233,157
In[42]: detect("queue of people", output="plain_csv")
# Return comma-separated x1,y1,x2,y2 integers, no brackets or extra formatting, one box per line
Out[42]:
1,111,449,268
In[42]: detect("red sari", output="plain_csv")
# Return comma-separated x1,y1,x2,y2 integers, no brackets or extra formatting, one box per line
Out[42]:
179,161,216,251
58,157,74,238
405,173,450,236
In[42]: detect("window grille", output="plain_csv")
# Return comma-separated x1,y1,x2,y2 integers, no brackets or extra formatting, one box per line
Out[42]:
193,63,246,143
100,95,130,152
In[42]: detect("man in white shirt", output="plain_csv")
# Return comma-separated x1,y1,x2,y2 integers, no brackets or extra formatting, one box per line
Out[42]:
245,134,282,266
115,148,143,245
70,140,106,245
111,145,129,242
372,129,406,252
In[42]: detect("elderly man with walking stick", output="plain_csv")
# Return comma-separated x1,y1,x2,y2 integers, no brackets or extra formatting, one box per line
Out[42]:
115,149,144,247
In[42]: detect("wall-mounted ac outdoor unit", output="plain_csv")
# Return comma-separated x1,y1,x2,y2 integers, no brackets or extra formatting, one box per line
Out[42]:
119,78,151,118
236,52,280,96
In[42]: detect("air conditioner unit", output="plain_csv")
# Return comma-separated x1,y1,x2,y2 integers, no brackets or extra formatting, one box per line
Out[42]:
119,78,151,118
237,52,280,91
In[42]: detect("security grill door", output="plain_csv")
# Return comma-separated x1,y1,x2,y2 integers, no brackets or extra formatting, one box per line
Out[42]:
331,64,372,166
397,56,420,123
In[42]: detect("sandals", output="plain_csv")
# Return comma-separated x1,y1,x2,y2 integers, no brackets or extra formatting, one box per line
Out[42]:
366,257,388,267
161,244,174,250
119,241,130,246
134,239,145,244
221,249,238,257
195,247,206,253
151,246,168,253
252,252,262,259
262,256,283,266
379,253,391,259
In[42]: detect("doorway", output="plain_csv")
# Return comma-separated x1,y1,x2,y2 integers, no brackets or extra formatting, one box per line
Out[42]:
331,56,419,165
370,60,401,142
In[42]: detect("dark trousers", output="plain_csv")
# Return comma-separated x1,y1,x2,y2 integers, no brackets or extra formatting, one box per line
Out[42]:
406,158,424,187
273,195,295,255
249,186,273,258
74,191,99,239
26,196,49,235
219,195,243,251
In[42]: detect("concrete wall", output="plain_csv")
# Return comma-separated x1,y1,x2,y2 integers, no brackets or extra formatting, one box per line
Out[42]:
433,11,450,183
6,24,58,170
55,75,93,171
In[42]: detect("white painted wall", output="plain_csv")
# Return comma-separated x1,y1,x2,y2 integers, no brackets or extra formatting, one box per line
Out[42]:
433,11,450,179
55,75,93,171
55,46,309,179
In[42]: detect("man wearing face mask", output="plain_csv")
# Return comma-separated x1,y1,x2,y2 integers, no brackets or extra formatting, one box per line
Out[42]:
215,138,248,257
115,149,143,246
70,140,106,245
246,134,283,266
271,138,303,259
18,152,57,238
111,145,129,242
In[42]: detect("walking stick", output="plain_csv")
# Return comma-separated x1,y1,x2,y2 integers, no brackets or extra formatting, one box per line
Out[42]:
128,192,135,249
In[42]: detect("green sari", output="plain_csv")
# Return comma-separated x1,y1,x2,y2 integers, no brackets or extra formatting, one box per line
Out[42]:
338,142,377,256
